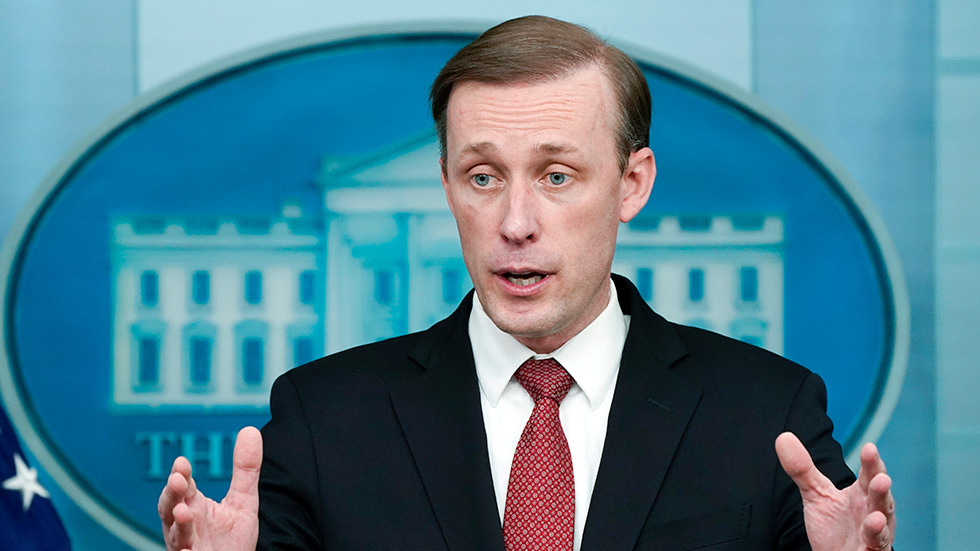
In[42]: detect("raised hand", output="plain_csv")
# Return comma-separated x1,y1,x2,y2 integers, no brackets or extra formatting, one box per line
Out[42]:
158,426,263,551
776,432,896,551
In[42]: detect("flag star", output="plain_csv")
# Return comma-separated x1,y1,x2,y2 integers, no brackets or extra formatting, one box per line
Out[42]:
3,453,50,511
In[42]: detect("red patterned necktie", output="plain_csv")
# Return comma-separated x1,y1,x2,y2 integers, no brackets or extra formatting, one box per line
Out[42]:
502,357,575,551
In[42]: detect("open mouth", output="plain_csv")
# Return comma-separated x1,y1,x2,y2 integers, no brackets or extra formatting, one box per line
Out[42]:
505,272,545,287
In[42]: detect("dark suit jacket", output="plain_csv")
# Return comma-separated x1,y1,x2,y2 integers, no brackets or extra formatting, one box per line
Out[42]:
258,275,855,550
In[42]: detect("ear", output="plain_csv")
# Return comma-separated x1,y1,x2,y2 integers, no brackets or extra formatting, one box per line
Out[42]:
619,147,656,223
440,157,457,217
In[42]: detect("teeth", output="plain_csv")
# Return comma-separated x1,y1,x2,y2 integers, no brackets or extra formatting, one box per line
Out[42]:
507,274,543,287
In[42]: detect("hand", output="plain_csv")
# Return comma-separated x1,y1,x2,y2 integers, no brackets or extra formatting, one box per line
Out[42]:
158,426,263,551
776,432,895,551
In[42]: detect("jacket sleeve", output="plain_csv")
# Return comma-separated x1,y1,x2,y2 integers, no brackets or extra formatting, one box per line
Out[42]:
258,373,323,550
773,371,857,550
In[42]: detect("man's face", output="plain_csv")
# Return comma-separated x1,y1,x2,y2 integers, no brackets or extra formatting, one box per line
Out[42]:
441,64,655,353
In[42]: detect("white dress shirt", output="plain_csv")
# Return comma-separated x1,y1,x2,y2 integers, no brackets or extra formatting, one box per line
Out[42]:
469,281,629,551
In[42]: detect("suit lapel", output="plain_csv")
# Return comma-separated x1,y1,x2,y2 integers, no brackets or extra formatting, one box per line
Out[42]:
581,276,703,551
389,294,505,551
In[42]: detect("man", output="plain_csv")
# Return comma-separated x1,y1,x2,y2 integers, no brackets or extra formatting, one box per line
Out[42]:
159,15,896,551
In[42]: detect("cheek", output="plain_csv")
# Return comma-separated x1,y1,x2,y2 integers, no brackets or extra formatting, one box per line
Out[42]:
454,205,490,248
458,202,485,228
571,200,620,239
569,206,620,262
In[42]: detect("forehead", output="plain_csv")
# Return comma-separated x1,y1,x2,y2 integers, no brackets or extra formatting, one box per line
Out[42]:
444,65,618,149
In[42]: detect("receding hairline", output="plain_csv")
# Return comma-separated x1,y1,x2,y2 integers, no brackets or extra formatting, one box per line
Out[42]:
430,16,652,171
443,65,622,158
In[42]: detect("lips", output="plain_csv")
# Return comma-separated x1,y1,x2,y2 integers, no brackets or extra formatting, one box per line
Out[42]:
506,273,544,287
494,265,552,295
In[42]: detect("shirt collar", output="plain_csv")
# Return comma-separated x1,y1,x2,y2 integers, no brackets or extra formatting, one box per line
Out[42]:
469,279,628,410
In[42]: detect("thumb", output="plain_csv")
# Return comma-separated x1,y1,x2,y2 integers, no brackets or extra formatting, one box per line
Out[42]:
224,426,262,509
775,432,835,497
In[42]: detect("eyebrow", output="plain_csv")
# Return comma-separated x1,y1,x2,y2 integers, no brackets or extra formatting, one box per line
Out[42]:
535,143,579,155
459,142,497,156
457,142,580,157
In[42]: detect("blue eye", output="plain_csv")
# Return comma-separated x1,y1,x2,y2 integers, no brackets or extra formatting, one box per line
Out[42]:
472,174,491,187
548,173,568,185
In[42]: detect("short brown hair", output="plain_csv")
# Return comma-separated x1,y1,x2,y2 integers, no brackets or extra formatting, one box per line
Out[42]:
430,15,651,172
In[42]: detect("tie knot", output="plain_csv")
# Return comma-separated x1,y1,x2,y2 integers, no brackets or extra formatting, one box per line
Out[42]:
516,358,573,403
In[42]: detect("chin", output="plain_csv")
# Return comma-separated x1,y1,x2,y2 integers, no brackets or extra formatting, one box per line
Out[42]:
490,309,558,339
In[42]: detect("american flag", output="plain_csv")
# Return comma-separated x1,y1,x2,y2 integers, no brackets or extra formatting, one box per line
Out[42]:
0,400,70,550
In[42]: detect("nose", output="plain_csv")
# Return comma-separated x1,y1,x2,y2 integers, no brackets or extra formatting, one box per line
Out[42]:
499,182,539,244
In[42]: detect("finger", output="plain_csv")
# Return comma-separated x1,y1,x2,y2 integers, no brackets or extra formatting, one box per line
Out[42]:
184,465,198,500
157,471,189,526
858,442,887,492
171,455,198,500
863,510,892,550
775,432,837,497
168,501,195,550
225,426,263,509
172,455,192,478
868,473,895,525
158,457,192,525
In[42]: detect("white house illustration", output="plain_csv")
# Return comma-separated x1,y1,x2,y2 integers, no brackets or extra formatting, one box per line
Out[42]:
110,210,322,411
613,214,784,352
317,133,467,353
110,131,784,412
